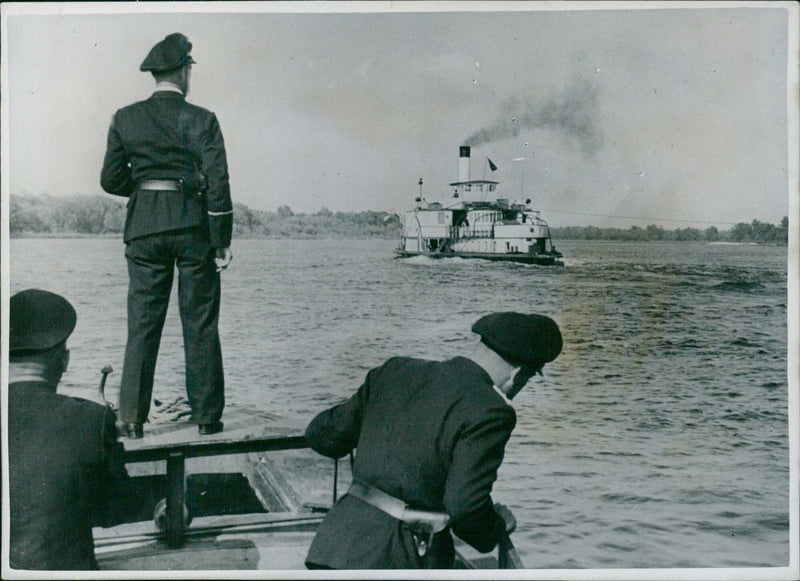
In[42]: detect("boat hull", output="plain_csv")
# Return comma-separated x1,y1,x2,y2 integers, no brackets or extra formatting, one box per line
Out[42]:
395,249,564,266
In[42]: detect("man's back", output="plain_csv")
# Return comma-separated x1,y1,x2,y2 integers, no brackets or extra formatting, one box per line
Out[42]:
305,356,516,568
105,92,221,188
100,91,230,243
8,383,123,570
349,357,512,509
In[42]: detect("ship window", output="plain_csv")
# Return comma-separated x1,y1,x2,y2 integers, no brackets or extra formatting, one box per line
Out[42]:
438,212,445,224
477,185,483,192
489,185,496,192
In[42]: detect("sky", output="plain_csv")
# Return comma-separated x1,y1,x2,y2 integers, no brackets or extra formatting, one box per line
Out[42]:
2,1,796,229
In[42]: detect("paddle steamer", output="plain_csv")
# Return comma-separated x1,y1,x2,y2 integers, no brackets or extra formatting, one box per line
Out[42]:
396,146,564,266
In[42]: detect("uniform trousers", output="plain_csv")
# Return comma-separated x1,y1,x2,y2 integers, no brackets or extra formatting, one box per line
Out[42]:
119,228,224,425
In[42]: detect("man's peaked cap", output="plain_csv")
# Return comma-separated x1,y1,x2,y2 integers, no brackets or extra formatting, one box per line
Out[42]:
140,33,196,73
472,312,562,368
10,289,76,354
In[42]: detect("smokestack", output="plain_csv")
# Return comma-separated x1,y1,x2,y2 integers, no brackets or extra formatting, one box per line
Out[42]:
459,146,471,182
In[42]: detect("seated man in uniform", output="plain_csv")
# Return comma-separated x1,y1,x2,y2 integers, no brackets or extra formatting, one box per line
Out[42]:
304,312,562,569
7,289,136,570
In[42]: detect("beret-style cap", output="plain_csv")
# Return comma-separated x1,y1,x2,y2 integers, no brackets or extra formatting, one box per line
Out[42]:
472,312,562,370
140,33,196,73
10,289,76,354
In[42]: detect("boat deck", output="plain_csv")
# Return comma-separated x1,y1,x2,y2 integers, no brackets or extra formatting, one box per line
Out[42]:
119,403,347,510
95,513,322,570
94,404,347,570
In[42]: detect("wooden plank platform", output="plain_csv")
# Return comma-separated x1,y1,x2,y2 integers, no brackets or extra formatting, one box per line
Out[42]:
95,513,323,570
109,404,343,549
122,404,306,458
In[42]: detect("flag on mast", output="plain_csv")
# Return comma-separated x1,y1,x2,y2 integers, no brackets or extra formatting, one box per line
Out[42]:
488,158,498,172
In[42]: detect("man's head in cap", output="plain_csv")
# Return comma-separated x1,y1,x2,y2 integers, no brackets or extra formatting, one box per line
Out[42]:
9,289,77,388
471,312,562,399
140,33,195,95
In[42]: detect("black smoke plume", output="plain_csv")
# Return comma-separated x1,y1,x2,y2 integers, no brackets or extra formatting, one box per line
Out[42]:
464,75,602,156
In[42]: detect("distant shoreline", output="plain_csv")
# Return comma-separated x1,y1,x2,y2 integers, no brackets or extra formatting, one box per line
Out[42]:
8,232,398,241
9,233,787,246
9,193,789,245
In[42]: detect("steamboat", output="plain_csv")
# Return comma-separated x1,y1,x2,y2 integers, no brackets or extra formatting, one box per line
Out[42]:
396,146,564,266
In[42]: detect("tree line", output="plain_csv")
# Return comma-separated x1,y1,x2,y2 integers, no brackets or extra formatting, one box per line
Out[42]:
552,217,789,245
9,193,789,245
10,193,402,239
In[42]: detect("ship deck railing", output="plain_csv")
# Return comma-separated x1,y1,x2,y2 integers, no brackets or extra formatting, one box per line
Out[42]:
122,429,309,546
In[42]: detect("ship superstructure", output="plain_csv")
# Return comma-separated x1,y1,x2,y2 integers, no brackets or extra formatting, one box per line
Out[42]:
396,146,564,265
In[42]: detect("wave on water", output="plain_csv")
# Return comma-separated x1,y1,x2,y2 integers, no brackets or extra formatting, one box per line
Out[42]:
558,257,584,268
708,241,759,246
712,280,764,292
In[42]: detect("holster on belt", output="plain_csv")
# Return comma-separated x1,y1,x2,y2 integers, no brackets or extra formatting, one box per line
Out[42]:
347,479,449,558
179,171,208,198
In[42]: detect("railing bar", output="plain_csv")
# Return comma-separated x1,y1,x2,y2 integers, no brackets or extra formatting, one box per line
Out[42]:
333,457,339,504
122,435,309,464
94,514,325,546
498,531,523,569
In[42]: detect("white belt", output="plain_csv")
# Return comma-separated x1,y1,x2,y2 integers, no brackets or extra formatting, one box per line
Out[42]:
347,479,450,534
139,179,181,191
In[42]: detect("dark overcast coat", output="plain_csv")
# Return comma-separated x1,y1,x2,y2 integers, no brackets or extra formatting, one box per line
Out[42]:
8,382,132,570
305,356,516,569
100,90,233,248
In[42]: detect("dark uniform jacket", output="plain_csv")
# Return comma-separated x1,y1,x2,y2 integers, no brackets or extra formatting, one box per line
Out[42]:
305,356,516,569
100,90,233,248
8,382,132,570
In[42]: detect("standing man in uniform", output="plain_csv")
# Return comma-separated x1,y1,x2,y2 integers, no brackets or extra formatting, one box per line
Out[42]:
304,312,563,569
8,289,136,570
101,33,233,439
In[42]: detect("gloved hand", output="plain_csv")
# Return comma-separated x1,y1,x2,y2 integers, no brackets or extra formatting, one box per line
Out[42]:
214,247,233,272
494,503,517,534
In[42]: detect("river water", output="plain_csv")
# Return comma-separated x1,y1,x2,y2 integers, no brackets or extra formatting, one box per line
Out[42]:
8,237,791,570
